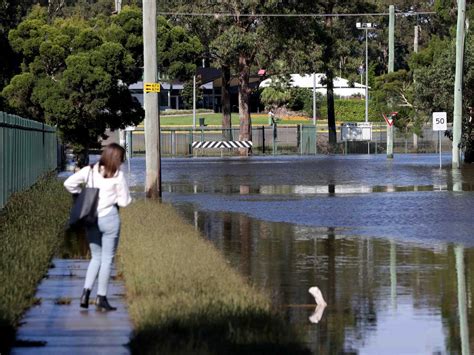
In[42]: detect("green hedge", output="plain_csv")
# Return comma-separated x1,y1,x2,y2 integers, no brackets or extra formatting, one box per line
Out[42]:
286,88,381,122
119,201,310,355
0,175,70,353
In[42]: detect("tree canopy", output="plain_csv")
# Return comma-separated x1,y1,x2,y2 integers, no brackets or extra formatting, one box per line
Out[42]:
2,6,144,151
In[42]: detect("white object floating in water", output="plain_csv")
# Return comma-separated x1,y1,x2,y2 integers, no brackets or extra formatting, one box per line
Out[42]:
308,286,327,306
309,304,326,324
308,286,327,324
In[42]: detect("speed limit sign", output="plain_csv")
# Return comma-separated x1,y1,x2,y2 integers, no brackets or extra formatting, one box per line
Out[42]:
432,112,447,131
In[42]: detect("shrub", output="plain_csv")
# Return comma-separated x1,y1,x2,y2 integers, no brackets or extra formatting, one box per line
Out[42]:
0,175,70,353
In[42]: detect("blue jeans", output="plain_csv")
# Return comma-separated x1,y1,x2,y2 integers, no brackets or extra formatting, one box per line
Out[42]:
84,207,120,296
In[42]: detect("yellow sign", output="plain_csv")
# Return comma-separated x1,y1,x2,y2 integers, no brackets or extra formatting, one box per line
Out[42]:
144,82,161,93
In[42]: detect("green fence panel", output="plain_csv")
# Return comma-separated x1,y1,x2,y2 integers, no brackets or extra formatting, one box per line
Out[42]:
300,125,317,155
0,112,58,209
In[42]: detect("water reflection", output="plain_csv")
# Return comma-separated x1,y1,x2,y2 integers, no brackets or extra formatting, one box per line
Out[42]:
173,205,474,354
390,240,397,311
455,245,470,355
124,155,474,353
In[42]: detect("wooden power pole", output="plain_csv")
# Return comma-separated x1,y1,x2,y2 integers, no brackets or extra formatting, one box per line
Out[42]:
143,0,161,198
452,0,466,168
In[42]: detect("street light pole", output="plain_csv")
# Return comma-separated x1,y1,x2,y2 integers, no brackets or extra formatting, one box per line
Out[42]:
357,22,374,124
357,22,374,155
387,5,395,159
365,27,369,123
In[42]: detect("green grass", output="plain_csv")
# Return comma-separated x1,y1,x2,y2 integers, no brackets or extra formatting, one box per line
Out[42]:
0,175,70,354
119,201,310,355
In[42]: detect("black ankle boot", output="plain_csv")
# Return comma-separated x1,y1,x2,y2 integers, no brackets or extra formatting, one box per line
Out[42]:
80,289,91,309
96,295,117,312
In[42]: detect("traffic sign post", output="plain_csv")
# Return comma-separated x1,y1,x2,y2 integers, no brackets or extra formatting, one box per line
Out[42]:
433,112,447,168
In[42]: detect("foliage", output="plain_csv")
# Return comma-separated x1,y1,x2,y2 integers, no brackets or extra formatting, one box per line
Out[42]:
158,16,203,82
0,0,38,110
119,200,310,354
261,82,377,122
414,32,474,116
2,6,144,151
0,175,70,354
372,70,416,131
260,74,292,111
181,79,204,110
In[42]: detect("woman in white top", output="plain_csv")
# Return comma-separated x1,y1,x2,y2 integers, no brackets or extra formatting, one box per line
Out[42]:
64,143,131,311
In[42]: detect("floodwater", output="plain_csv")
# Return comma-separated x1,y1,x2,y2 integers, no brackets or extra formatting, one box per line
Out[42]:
127,154,474,354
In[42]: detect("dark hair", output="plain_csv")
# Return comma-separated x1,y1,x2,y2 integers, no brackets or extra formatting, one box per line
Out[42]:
99,143,125,178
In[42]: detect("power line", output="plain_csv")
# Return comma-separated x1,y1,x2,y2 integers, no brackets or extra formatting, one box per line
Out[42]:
157,11,436,18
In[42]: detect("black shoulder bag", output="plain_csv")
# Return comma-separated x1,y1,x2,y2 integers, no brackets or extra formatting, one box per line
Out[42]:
69,165,99,227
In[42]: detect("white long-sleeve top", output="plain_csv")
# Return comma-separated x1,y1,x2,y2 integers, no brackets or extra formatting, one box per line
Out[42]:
64,163,132,217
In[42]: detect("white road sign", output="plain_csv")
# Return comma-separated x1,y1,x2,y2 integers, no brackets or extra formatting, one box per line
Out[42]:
341,122,372,141
432,112,447,131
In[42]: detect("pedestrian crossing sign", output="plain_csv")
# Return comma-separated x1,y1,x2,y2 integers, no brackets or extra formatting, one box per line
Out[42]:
144,82,161,93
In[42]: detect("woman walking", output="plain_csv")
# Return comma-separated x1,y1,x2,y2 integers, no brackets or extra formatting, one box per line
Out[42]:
64,143,131,311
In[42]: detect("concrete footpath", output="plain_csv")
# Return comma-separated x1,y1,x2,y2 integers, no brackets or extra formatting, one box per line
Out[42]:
11,259,132,354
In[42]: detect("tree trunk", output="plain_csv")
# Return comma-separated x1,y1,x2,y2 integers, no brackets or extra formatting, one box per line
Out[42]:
324,14,337,152
76,144,90,168
222,65,232,140
238,54,252,155
326,69,337,150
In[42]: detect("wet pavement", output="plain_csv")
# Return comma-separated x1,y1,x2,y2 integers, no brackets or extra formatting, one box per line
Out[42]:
11,259,131,355
126,154,474,354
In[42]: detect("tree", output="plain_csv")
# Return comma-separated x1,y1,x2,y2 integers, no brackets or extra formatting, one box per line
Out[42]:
372,69,417,133
157,16,203,82
160,1,290,151
0,0,40,110
2,7,144,160
412,15,474,162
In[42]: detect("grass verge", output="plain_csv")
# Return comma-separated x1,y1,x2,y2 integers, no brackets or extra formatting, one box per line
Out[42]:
119,201,310,355
0,175,70,353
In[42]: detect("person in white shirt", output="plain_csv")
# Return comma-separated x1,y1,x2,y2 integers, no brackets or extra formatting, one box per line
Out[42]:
64,143,131,311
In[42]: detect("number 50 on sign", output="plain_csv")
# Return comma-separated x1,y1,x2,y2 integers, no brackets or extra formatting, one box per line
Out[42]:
432,112,447,131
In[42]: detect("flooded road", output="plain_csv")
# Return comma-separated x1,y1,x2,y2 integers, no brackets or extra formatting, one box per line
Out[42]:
127,154,473,354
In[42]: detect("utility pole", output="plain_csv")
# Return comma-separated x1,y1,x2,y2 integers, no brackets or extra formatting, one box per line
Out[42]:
116,0,126,149
115,0,121,13
414,25,419,53
143,0,161,198
452,0,466,168
387,5,395,159
413,25,419,151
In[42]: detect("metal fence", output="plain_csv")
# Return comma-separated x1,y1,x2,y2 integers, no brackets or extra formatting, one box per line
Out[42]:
122,122,453,157
0,112,59,208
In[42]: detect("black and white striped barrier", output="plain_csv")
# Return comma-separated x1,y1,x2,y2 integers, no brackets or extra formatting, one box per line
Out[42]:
192,141,253,149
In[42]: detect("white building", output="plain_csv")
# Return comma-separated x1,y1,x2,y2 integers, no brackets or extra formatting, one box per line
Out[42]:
259,73,367,97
